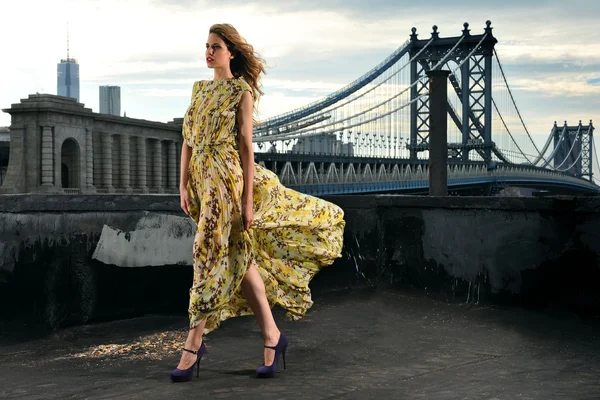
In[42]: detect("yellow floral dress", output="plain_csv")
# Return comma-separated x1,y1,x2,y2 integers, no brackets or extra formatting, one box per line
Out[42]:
182,77,345,333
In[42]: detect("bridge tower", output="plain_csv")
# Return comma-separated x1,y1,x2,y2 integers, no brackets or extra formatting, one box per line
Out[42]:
581,120,595,182
409,21,498,163
552,120,595,182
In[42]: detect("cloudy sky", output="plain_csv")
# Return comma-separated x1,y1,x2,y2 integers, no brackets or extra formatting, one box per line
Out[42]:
1,0,599,149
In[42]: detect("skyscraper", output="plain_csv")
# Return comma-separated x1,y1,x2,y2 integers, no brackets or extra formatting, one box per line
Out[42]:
57,27,80,102
99,86,121,116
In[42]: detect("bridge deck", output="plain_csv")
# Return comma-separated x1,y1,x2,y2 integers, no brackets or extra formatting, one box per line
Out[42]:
1,288,599,399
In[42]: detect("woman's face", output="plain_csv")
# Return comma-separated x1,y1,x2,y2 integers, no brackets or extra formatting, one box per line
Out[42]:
205,33,233,70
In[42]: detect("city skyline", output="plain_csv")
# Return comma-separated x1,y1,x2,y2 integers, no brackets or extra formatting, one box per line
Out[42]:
1,0,599,149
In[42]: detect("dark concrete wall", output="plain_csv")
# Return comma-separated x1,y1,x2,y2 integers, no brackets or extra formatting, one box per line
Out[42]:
0,142,8,186
1,194,599,338
332,195,600,310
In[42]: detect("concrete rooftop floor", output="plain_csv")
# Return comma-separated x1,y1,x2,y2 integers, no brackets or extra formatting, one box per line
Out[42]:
1,289,599,400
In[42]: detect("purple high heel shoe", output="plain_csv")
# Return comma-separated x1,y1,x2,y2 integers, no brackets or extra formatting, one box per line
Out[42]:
170,342,206,382
256,333,288,378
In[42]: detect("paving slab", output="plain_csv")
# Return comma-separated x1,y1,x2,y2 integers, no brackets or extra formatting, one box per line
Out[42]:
1,289,599,400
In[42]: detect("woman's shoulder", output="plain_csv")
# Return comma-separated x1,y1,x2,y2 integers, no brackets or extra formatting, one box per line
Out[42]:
232,77,252,99
190,80,205,96
192,78,247,89
236,76,251,91
191,80,215,97
190,77,251,98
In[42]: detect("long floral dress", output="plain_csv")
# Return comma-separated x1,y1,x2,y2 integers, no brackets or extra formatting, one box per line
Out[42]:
182,77,345,333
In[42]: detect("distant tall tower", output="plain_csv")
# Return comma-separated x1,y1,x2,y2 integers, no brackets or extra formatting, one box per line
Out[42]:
57,25,80,102
99,86,121,116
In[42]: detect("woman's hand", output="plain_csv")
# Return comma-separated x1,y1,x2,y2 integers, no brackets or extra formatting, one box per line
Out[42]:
180,187,191,216
242,200,253,231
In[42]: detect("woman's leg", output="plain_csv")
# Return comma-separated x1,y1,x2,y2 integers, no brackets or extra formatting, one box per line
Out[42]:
176,319,207,369
241,264,281,366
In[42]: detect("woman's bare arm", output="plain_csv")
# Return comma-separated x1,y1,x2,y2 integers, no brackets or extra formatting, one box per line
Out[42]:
180,142,193,190
179,142,193,214
237,91,254,228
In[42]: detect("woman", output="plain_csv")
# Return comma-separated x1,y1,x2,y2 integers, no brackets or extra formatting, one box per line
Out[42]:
171,23,345,382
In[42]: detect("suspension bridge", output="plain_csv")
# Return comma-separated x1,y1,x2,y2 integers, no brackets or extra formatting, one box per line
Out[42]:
251,21,599,196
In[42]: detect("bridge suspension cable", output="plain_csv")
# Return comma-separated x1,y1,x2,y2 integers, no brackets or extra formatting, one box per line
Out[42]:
285,34,465,136
253,40,487,144
258,34,470,143
486,49,562,166
552,125,584,172
257,74,428,141
528,125,556,166
553,146,584,173
540,124,570,169
478,45,546,165
491,97,534,164
593,136,600,185
255,94,427,142
493,49,545,164
255,38,415,132
273,38,436,133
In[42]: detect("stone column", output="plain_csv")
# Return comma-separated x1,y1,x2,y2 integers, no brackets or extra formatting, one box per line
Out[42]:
102,134,114,192
153,139,163,192
85,128,96,192
40,125,54,189
167,140,177,192
93,133,101,188
137,136,148,193
120,135,131,192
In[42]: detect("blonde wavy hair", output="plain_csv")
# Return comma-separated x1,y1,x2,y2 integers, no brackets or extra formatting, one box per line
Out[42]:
209,23,266,105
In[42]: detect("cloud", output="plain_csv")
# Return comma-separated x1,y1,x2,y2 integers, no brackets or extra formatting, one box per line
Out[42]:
262,78,344,93
1,0,600,133
256,92,321,119
152,0,577,18
497,62,600,99
137,88,193,97
511,77,600,97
